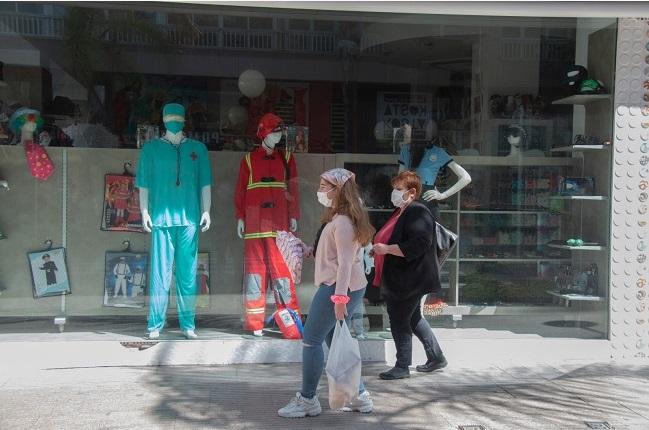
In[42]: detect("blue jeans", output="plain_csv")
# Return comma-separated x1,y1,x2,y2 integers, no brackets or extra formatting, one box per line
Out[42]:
301,284,366,399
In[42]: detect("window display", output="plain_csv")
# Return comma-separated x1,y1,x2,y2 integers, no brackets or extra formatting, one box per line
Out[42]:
0,3,617,341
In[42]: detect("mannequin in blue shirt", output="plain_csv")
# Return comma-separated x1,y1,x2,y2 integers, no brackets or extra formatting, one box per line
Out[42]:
398,120,471,219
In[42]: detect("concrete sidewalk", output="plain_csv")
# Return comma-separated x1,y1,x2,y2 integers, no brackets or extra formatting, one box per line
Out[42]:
2,358,649,430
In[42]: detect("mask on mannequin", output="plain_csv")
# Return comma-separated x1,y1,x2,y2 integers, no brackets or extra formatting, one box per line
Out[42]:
391,188,411,208
162,103,186,137
263,130,283,151
317,190,333,207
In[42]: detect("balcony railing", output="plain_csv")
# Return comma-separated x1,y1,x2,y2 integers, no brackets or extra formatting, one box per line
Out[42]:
0,12,64,38
0,12,381,56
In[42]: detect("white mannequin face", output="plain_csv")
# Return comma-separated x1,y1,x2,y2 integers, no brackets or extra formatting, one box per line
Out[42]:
507,134,522,148
22,121,37,133
425,120,438,141
263,131,282,149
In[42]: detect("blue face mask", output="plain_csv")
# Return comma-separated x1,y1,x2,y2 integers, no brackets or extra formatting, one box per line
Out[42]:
165,121,184,134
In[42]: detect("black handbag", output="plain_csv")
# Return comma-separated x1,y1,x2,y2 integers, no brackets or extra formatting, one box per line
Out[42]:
435,221,457,267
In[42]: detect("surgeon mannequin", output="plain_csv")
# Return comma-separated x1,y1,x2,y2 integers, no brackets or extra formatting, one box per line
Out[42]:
237,130,298,238
234,113,301,337
398,119,471,219
136,103,213,340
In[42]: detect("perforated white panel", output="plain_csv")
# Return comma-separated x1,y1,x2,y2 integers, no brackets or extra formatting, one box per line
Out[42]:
610,18,649,359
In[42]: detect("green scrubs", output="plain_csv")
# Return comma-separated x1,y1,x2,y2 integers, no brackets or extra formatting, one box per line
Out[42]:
136,137,212,332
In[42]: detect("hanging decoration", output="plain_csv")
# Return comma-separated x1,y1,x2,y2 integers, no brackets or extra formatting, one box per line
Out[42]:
238,69,266,98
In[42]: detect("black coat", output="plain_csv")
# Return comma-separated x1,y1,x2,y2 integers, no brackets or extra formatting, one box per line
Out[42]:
380,201,440,301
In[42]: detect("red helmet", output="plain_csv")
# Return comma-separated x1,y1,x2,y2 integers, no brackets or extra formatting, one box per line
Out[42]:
256,113,283,140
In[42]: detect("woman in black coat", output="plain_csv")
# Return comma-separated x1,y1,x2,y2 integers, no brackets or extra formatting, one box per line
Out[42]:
372,171,447,380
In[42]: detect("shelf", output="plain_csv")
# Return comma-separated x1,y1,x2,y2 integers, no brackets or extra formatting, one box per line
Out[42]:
454,156,579,167
546,291,605,301
546,242,605,251
366,208,394,212
551,145,608,152
461,258,570,262
461,210,550,215
551,94,611,105
550,195,608,201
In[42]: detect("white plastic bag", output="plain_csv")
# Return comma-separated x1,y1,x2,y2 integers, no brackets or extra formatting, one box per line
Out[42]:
325,320,362,410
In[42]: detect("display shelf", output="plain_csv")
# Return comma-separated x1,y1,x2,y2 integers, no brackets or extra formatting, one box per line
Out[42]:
454,156,579,167
366,208,394,212
551,94,611,105
551,145,608,152
461,258,570,262
546,242,605,251
550,195,608,201
461,210,550,215
546,291,605,307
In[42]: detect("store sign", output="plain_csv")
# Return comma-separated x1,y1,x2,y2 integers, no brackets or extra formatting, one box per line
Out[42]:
376,92,432,140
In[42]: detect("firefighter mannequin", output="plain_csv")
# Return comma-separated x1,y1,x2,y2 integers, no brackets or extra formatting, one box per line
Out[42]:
398,119,471,219
136,103,213,340
235,113,300,336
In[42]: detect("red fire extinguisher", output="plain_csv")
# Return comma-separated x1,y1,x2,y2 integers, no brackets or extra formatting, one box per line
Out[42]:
271,287,304,340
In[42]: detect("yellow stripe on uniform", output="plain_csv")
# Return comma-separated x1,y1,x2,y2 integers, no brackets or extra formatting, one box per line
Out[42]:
244,232,278,240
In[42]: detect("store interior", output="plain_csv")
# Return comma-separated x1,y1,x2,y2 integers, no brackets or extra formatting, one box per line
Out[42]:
0,3,617,339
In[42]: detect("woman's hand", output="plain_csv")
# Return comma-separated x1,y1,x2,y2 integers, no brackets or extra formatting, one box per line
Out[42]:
334,302,347,321
372,243,391,256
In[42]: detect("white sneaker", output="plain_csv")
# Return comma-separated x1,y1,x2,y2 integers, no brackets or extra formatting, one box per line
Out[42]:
252,329,263,337
183,330,197,339
278,392,322,418
147,330,159,340
340,390,373,413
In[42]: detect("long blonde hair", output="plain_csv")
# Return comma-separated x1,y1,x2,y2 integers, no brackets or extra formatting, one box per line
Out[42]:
321,179,375,246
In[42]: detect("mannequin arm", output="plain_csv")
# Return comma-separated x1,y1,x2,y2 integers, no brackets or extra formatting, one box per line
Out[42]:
138,188,153,233
422,161,472,201
200,185,211,232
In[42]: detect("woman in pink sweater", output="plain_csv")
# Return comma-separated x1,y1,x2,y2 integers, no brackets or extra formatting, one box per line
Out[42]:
278,168,375,419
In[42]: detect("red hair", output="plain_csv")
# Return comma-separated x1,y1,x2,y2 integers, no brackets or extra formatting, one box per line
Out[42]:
391,171,423,199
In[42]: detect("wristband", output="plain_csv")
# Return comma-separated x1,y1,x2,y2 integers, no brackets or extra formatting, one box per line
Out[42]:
330,295,350,304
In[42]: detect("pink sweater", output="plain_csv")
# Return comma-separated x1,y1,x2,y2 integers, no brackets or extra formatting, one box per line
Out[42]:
314,214,367,296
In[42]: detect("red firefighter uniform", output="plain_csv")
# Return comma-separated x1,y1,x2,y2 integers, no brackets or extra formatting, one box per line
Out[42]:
235,146,300,331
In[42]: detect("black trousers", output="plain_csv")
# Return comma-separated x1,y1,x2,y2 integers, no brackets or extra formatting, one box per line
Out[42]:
386,293,444,369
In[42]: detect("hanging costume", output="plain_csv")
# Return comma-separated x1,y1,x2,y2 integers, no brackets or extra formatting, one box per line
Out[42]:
235,115,301,331
136,104,212,332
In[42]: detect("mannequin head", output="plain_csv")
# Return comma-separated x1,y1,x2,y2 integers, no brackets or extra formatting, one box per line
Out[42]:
256,113,284,151
162,103,185,134
505,124,527,154
424,119,438,141
9,107,44,139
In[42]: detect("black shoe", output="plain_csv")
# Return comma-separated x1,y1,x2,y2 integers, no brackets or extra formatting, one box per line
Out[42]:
379,366,410,380
416,358,448,373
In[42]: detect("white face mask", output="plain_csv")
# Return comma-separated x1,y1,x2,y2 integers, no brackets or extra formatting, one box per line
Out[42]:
317,190,333,207
391,188,410,208
263,131,283,150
